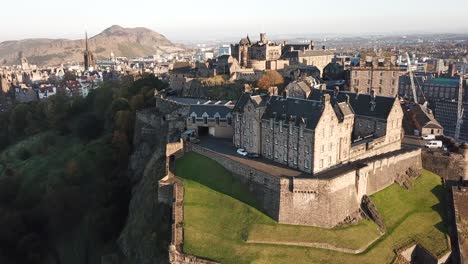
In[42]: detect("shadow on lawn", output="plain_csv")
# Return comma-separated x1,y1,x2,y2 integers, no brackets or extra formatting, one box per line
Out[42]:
430,182,449,233
176,152,267,215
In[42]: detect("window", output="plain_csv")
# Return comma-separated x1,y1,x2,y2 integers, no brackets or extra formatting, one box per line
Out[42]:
305,145,310,154
379,87,382,94
329,143,332,151
305,159,309,169
275,151,278,159
368,72,371,77
328,156,332,165
279,121,283,132
289,124,293,135
320,159,324,168
379,79,383,85
203,117,208,125
392,71,396,77
322,128,325,137
192,116,196,124
266,136,270,142
283,155,287,162
293,157,298,165
227,116,232,125
391,79,395,85
248,106,251,111
321,145,324,153
275,138,278,145
270,119,274,130
299,127,304,138
215,117,220,125
379,72,383,77
354,71,357,77
236,114,239,122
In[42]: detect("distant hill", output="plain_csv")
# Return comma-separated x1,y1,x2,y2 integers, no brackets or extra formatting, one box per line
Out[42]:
0,25,183,66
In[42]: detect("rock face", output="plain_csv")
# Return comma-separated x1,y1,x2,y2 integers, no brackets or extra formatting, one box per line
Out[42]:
0,25,183,66
118,108,172,264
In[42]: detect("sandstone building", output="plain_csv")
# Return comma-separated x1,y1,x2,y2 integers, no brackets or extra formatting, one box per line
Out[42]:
233,89,403,174
281,43,334,74
231,33,289,71
350,56,401,97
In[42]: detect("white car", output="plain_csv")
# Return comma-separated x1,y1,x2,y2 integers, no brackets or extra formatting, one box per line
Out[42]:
425,140,443,149
236,149,248,156
421,134,436,140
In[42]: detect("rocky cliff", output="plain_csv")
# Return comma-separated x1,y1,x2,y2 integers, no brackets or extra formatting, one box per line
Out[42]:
118,108,171,264
0,25,183,66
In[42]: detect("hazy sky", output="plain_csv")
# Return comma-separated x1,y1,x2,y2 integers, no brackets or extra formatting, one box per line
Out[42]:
1,0,467,42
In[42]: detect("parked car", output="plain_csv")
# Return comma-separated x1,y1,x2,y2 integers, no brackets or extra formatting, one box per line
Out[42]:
236,149,248,156
421,134,436,140
247,153,261,159
425,140,443,149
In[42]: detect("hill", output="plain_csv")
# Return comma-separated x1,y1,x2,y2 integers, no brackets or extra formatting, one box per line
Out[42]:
0,25,183,66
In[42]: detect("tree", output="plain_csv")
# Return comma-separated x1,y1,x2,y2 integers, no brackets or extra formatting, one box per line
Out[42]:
74,113,103,140
257,70,284,90
9,104,29,137
45,92,69,131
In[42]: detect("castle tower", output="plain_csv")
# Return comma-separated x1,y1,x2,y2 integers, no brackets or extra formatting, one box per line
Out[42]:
83,32,95,71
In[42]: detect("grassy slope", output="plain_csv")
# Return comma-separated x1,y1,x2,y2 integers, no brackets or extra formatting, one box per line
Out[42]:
177,152,449,264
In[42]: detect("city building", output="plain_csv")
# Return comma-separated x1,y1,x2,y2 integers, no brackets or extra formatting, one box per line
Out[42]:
350,56,401,97
281,43,334,74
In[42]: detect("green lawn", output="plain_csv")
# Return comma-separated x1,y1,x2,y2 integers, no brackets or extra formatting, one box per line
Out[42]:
176,152,449,264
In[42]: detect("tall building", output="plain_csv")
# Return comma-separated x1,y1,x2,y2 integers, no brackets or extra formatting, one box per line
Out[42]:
350,56,401,97
83,32,95,71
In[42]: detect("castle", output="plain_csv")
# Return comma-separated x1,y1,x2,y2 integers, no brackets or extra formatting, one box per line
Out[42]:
155,87,422,228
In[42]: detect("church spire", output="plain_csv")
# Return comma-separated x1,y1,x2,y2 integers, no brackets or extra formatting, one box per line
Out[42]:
85,31,88,52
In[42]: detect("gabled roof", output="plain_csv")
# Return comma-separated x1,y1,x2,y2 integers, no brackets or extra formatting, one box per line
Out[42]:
189,104,232,118
232,93,268,113
308,89,396,120
261,96,324,129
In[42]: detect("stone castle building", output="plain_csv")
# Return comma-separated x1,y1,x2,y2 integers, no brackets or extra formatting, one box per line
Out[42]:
281,42,334,74
231,33,289,71
233,88,403,174
155,85,421,229
350,55,401,97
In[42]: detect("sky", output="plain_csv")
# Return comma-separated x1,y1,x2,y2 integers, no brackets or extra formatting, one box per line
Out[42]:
1,0,468,42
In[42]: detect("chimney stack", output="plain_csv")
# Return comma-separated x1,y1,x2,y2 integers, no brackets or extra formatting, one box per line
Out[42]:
322,45,326,50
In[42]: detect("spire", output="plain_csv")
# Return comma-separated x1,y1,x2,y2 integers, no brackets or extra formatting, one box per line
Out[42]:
85,31,88,52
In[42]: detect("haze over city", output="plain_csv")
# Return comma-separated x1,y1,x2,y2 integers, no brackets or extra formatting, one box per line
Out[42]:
1,0,468,42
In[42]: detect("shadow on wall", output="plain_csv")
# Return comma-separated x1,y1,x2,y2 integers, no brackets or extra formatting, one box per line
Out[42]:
175,152,266,215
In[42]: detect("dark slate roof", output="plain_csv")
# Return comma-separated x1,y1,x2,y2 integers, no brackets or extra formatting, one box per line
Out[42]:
308,89,396,120
261,96,324,129
232,93,268,113
189,104,233,118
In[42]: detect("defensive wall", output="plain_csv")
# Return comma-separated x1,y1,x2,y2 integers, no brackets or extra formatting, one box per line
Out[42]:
189,142,422,228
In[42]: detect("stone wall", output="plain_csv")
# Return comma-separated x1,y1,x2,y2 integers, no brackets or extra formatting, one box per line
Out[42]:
422,150,468,182
189,143,281,219
190,142,422,228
